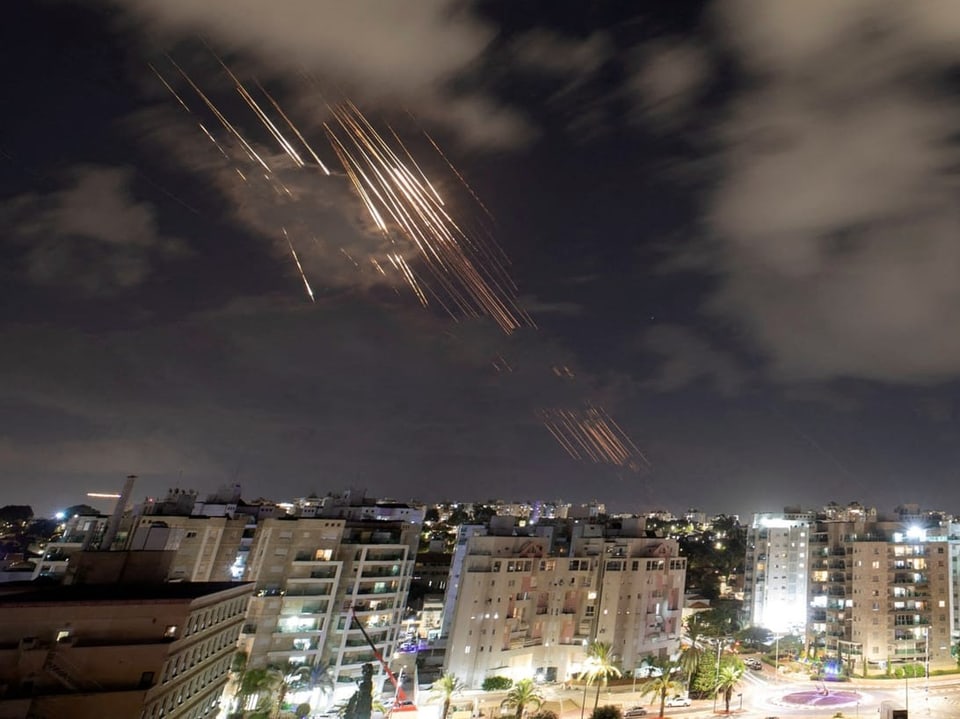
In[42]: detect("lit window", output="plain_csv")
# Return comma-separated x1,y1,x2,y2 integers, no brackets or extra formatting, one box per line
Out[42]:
164,625,179,639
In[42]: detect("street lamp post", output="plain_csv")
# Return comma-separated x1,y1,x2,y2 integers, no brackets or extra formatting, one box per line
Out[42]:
737,693,742,712
774,635,781,683
712,638,727,713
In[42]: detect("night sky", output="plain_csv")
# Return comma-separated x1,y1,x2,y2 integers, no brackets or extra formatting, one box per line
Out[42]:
4,1,960,518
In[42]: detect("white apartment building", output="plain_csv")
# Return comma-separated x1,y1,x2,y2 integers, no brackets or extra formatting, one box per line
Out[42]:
744,511,815,633
443,528,685,688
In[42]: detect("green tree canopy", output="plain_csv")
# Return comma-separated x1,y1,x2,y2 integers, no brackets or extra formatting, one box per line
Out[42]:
590,706,622,719
482,676,513,691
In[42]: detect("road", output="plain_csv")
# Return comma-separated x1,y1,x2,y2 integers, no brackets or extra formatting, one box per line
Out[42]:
524,670,960,719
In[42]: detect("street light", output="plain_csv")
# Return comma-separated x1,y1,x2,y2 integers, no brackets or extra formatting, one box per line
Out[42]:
711,638,729,713
774,635,781,683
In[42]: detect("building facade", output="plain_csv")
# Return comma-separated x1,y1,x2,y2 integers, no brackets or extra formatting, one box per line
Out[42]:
743,510,815,633
808,516,957,674
0,582,252,719
443,526,686,688
238,514,420,703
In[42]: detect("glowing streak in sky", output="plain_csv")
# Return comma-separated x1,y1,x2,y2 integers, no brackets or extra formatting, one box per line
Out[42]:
283,227,315,302
150,53,648,470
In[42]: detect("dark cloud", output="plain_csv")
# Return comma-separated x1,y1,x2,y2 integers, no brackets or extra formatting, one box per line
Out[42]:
649,1,960,384
109,0,532,148
627,40,710,124
1,165,184,294
640,324,747,397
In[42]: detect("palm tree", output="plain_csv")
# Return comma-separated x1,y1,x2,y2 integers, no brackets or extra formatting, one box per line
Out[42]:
714,662,745,714
684,614,708,648
583,641,622,713
638,663,684,718
677,645,703,690
239,665,284,713
310,660,336,704
431,673,464,719
500,678,545,719
276,664,315,718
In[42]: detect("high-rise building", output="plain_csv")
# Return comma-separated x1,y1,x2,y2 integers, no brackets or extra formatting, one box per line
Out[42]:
807,512,957,675
442,523,685,687
743,510,815,633
237,509,420,704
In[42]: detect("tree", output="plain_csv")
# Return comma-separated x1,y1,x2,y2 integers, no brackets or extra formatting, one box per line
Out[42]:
689,652,720,699
583,641,622,713
714,662,745,714
61,504,101,518
431,673,464,719
590,706,622,719
239,666,284,713
483,676,513,691
638,663,683,718
684,614,709,647
678,645,703,689
531,711,559,719
500,678,544,719
737,626,772,651
0,505,32,526
277,664,315,717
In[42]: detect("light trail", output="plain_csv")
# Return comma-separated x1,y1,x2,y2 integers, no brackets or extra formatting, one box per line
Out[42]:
283,227,315,302
151,52,648,471
537,406,650,471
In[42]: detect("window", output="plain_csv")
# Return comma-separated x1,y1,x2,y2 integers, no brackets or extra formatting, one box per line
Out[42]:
164,625,179,639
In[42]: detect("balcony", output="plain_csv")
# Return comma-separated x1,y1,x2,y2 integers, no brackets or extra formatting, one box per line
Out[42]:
285,587,332,597
361,567,402,579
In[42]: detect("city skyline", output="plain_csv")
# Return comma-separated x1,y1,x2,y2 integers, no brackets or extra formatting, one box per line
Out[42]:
5,3,960,516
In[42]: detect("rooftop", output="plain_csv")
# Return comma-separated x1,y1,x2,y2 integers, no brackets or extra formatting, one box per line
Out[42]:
0,581,252,606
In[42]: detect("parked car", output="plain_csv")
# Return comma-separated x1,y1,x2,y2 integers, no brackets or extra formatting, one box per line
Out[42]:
624,707,648,718
665,696,692,708
746,658,763,670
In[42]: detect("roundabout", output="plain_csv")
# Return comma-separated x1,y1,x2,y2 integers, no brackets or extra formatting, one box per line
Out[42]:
774,689,865,709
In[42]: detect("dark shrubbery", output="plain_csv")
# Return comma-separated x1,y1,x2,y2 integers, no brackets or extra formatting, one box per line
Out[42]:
482,676,514,691
590,705,623,719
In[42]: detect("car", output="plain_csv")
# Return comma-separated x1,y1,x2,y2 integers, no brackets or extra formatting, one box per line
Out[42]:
745,658,763,670
665,696,692,708
624,707,648,718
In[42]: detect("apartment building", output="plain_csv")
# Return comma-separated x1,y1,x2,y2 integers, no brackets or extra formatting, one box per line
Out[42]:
128,514,250,582
808,512,957,674
743,510,815,633
238,513,420,702
0,581,252,719
31,513,110,581
443,524,686,688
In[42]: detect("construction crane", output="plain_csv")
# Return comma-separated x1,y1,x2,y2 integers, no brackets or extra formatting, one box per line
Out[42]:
349,606,416,712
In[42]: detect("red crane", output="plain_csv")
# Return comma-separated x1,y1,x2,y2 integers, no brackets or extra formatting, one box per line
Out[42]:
349,606,415,711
